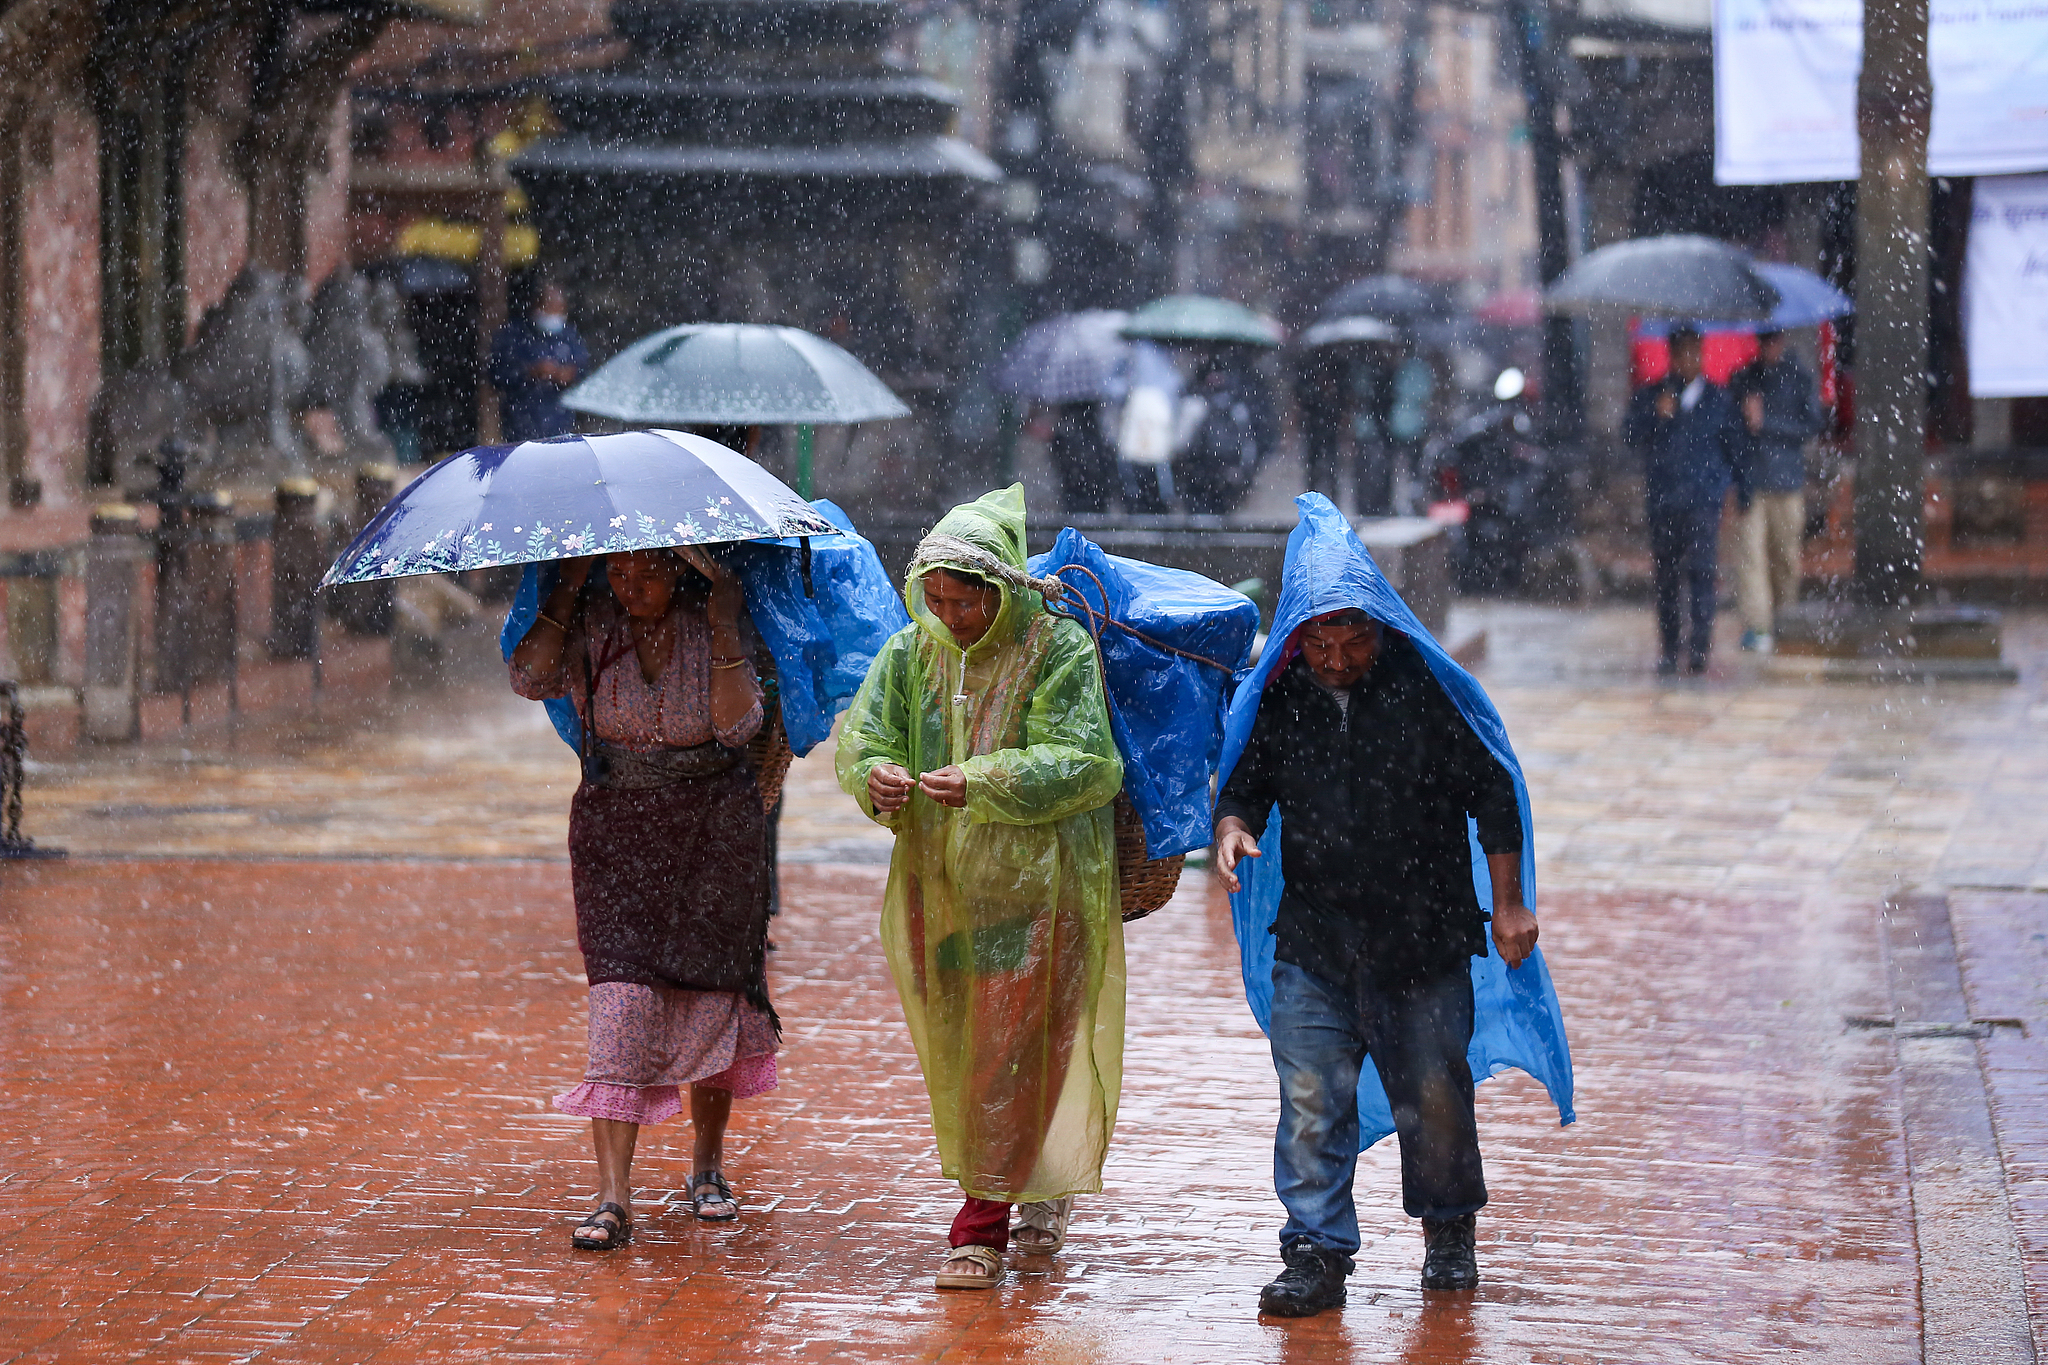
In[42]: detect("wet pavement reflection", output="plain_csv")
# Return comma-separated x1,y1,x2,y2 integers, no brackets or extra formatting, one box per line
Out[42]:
4,605,2046,1362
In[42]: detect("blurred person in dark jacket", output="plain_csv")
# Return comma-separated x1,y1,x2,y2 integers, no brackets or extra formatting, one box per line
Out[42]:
1728,331,1823,653
1622,327,1747,676
1213,610,1535,1315
490,278,590,443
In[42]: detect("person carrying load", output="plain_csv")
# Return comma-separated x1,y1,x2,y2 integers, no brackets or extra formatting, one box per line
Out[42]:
836,485,1126,1291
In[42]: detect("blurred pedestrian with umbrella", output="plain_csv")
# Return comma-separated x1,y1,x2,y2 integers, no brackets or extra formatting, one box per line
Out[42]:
489,277,589,442
995,311,1130,514
1729,329,1826,653
1121,297,1284,515
326,431,837,1250
1622,327,1748,676
835,486,1125,1291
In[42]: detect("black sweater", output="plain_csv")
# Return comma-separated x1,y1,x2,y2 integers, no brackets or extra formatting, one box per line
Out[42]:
1215,634,1523,986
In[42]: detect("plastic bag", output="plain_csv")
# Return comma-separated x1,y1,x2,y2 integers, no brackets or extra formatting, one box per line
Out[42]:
499,498,907,756
1027,527,1259,859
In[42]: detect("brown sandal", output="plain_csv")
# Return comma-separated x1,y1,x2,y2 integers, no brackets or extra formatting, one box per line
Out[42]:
935,1245,1003,1290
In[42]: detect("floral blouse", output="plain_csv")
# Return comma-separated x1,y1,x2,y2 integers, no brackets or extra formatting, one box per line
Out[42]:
510,597,762,752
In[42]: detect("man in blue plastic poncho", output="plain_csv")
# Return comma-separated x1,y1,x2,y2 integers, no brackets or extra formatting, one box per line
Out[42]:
1212,494,1568,1319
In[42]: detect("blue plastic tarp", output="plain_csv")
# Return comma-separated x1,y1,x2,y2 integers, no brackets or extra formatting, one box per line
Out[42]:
498,498,907,756
1217,493,1574,1149
1028,528,1259,859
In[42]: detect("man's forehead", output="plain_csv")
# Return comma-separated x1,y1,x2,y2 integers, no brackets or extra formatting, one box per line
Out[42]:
1303,612,1379,638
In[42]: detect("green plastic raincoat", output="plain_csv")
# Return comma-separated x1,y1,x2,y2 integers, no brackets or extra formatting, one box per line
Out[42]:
836,486,1126,1203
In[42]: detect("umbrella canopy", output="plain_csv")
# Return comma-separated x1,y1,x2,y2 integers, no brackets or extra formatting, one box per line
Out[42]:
1544,234,1782,320
1748,262,1852,329
1297,315,1402,348
322,429,838,587
1120,294,1285,348
1318,274,1443,324
993,309,1132,402
562,323,912,426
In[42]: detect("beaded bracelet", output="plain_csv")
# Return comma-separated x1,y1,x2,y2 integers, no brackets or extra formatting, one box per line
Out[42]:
536,612,568,633
711,656,752,670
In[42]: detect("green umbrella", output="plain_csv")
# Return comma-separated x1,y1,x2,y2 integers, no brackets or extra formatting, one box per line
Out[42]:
1119,294,1285,348
563,323,912,426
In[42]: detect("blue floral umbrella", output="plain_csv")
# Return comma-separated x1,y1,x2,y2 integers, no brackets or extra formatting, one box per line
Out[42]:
321,429,838,587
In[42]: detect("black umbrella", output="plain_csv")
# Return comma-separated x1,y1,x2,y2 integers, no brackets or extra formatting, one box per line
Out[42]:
1318,275,1443,324
1543,234,1782,320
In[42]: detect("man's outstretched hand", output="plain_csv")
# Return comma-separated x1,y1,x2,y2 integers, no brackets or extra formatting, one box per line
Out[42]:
1214,817,1262,894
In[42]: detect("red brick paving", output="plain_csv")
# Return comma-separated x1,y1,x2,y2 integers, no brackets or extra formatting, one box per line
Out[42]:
1,859,1920,1362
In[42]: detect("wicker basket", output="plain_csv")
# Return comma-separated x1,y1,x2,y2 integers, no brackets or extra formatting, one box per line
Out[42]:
1115,791,1184,922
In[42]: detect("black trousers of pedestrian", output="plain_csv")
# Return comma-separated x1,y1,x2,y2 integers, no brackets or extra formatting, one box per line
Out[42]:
1648,502,1720,668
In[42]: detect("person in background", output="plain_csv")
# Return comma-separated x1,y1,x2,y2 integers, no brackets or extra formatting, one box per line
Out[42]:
1293,347,1351,506
490,278,589,442
1622,326,1747,676
1728,330,1823,653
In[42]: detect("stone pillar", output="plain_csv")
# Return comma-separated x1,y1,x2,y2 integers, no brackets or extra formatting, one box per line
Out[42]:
153,490,238,697
332,464,398,637
83,505,145,742
267,477,325,660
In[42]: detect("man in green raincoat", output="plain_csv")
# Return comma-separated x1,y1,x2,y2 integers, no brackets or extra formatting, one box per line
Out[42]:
836,485,1126,1291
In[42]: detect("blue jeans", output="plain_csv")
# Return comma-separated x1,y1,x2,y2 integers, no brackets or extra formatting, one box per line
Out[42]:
1269,959,1487,1257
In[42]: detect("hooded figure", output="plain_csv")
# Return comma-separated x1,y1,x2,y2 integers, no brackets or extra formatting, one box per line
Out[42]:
1214,494,1572,1316
836,485,1126,1291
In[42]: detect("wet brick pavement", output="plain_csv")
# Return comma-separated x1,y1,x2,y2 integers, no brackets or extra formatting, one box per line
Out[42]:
3,605,2046,1362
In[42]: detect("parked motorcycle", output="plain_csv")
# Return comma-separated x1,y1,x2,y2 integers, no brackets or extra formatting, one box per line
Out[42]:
1426,369,1575,593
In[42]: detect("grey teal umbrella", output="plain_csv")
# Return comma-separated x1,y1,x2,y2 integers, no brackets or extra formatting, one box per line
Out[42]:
1120,295,1285,348
563,323,912,426
1544,235,1783,321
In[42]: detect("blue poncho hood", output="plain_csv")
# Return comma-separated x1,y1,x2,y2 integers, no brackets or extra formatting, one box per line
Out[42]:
1217,493,1574,1147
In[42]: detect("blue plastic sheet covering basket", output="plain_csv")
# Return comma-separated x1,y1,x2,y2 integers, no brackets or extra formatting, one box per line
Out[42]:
500,498,908,756
1218,493,1574,1149
1028,527,1260,859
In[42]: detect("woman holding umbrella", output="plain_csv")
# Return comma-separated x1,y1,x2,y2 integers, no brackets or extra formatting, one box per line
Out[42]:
510,543,776,1249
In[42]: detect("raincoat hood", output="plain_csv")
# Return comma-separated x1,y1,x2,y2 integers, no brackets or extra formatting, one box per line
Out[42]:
905,484,1040,661
1218,493,1574,1147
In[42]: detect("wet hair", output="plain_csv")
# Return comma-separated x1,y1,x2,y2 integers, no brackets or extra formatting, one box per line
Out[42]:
1668,325,1703,350
1758,328,1785,343
1308,609,1375,630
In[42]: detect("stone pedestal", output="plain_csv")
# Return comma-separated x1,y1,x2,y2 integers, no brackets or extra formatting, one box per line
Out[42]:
153,491,239,695
267,478,326,660
1765,602,2017,682
83,505,146,742
330,465,398,637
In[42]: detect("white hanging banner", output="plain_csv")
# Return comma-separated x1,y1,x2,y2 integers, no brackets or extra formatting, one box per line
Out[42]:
1966,174,2048,399
1713,0,2048,185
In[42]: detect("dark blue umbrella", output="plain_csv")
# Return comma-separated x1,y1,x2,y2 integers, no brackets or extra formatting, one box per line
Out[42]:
321,429,838,587
994,310,1132,403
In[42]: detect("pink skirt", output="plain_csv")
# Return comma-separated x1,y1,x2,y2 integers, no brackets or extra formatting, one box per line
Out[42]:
554,981,779,1125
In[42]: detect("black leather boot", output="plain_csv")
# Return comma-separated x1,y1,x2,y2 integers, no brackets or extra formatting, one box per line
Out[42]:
1420,1213,1478,1290
1258,1240,1351,1317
